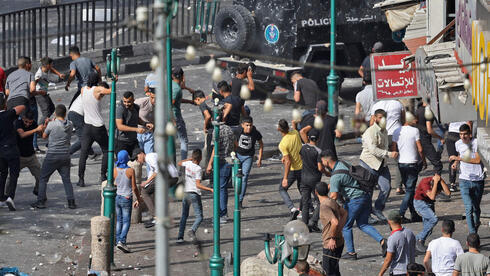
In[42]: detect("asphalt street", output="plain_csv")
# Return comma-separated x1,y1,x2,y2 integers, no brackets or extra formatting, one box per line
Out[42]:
0,64,488,276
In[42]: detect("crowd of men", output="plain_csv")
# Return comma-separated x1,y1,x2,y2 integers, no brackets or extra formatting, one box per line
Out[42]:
0,44,489,275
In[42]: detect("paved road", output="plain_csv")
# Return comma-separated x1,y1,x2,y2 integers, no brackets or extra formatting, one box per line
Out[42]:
0,63,488,275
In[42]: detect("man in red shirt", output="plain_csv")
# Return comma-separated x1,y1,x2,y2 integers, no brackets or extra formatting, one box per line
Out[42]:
413,174,450,252
0,66,6,93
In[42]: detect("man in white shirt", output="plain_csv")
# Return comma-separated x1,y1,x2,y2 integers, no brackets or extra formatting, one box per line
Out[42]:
446,121,472,192
370,99,405,195
355,75,374,123
423,219,463,276
360,109,398,223
449,123,485,233
392,116,425,222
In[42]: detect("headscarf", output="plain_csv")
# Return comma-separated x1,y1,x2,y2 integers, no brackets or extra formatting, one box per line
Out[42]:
116,150,130,169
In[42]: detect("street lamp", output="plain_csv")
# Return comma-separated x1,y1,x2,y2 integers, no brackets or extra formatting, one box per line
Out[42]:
327,0,339,117
263,220,311,276
209,98,224,275
231,152,242,276
103,48,120,265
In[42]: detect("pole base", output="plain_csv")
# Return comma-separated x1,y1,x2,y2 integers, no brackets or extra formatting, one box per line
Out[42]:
209,255,224,276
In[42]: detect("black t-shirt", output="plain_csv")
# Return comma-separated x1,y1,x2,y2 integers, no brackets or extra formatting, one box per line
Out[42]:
236,126,262,156
116,102,140,142
301,113,338,158
0,110,20,157
300,143,322,180
231,77,245,98
416,105,432,139
199,102,213,130
296,78,322,109
361,56,371,73
15,118,37,157
222,95,244,126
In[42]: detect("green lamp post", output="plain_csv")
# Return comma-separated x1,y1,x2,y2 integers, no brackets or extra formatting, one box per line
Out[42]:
209,98,224,275
166,11,176,162
231,153,242,276
263,220,311,276
103,48,120,264
327,0,339,117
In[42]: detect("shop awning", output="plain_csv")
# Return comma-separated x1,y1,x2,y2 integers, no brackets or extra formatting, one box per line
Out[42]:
373,0,421,10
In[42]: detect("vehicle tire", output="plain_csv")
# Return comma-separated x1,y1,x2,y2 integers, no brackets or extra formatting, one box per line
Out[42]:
214,5,256,52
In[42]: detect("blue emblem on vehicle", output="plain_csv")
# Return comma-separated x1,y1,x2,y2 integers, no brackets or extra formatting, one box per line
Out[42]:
264,24,280,44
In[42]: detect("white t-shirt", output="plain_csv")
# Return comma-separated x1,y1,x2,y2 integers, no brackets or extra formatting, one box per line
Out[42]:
69,95,84,115
371,100,404,135
35,67,58,92
392,125,420,164
144,153,179,185
448,121,467,133
182,160,203,195
455,139,484,181
356,85,374,122
427,237,464,276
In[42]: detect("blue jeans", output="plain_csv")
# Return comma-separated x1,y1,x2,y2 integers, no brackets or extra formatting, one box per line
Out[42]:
398,163,419,218
343,194,383,253
279,170,302,210
178,192,203,238
459,180,484,233
137,132,155,153
175,114,188,160
116,195,133,244
414,199,437,242
359,160,391,213
237,153,253,202
219,162,232,217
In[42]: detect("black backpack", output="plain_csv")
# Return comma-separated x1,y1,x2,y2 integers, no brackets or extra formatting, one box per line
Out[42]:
331,161,376,193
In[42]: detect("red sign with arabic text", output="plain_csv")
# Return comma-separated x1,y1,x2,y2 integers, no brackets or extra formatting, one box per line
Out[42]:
370,51,418,100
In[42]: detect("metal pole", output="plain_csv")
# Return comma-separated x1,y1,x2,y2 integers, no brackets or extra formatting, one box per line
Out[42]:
233,157,242,276
209,100,224,275
166,16,176,162
155,0,170,275
103,48,119,265
327,0,339,117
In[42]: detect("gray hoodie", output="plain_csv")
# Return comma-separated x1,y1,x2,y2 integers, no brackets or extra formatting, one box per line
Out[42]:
45,118,73,159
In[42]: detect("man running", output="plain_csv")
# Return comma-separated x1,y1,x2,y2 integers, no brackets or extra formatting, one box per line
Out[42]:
65,46,101,107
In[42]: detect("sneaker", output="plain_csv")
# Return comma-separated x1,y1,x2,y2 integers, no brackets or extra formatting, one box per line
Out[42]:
187,230,196,242
67,199,77,209
176,238,184,244
449,183,458,192
220,216,228,224
400,216,411,224
368,216,380,225
5,197,16,211
144,219,156,228
31,200,46,209
380,238,387,257
416,240,427,253
396,188,405,195
342,252,358,260
297,211,303,219
116,242,131,253
290,208,300,221
77,179,85,187
372,209,387,222
35,148,45,154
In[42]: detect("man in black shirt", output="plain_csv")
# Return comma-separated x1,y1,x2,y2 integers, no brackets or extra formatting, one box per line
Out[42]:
299,129,324,232
116,91,144,155
235,116,263,208
291,72,323,113
358,41,383,79
193,90,213,167
15,111,44,196
0,94,26,211
231,63,255,99
220,82,247,137
416,101,443,176
299,100,338,158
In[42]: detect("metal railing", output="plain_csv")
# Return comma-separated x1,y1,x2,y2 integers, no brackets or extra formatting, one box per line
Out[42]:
0,0,220,68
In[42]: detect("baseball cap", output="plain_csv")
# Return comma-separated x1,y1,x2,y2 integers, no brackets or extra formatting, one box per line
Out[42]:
308,128,320,141
172,67,184,79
